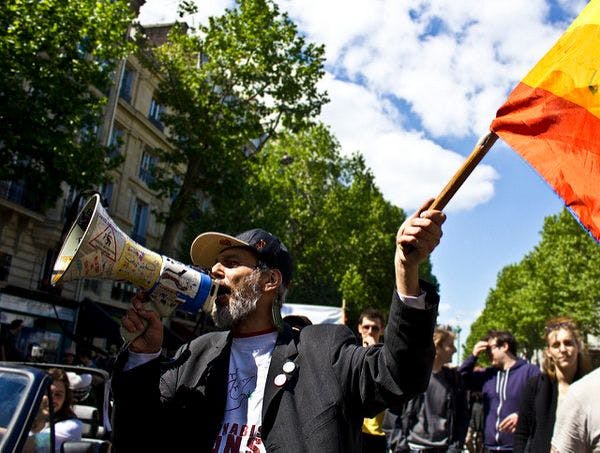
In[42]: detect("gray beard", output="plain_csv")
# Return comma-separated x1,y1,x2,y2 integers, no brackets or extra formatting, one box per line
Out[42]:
211,269,263,329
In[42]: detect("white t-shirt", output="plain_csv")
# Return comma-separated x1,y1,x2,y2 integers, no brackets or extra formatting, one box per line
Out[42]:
212,330,278,453
551,367,600,453
33,418,83,452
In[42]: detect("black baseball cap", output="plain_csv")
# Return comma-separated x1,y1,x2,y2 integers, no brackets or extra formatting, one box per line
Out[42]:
190,228,294,285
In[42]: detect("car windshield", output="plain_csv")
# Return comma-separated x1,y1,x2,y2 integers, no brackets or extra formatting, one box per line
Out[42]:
0,371,29,438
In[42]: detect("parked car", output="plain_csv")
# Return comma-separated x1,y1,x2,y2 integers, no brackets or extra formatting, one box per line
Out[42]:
0,362,112,452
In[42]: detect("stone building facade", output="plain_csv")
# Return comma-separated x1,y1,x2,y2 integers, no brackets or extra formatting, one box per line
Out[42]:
0,20,192,362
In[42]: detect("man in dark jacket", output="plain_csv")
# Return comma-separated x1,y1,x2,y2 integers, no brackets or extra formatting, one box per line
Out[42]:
459,331,540,452
383,326,469,452
112,200,445,452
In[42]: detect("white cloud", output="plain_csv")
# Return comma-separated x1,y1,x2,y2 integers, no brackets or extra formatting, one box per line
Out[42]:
138,0,578,212
320,75,498,211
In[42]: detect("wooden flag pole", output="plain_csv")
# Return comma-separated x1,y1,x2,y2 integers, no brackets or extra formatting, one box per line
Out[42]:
430,131,499,211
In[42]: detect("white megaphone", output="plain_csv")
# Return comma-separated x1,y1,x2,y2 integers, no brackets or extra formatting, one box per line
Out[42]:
51,194,219,343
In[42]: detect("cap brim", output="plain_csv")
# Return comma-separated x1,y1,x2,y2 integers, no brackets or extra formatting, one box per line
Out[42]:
190,232,250,269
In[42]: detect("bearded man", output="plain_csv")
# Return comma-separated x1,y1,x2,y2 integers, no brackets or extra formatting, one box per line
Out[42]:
112,200,445,452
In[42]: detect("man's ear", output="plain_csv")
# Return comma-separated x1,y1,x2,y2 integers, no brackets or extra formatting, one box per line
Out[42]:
263,268,282,292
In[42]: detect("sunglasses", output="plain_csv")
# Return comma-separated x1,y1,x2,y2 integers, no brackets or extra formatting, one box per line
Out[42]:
360,325,381,333
544,321,575,333
486,343,501,353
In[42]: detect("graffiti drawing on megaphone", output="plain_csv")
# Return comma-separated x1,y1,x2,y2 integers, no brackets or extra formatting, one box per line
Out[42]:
51,194,219,343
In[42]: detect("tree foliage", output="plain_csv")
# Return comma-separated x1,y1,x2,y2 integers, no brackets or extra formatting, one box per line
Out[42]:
139,0,328,256
465,209,600,359
190,124,439,323
0,0,133,208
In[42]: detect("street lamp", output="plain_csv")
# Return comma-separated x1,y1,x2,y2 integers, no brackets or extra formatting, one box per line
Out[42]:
454,325,462,366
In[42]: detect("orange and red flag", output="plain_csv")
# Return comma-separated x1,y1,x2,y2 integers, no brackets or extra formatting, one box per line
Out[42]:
491,0,600,242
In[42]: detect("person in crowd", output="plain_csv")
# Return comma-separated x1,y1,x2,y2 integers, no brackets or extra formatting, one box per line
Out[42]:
459,330,540,452
96,344,119,372
357,308,388,453
464,389,484,453
112,200,445,452
0,319,25,361
384,326,469,452
78,349,97,368
551,366,600,453
62,346,77,365
513,317,591,452
29,368,83,452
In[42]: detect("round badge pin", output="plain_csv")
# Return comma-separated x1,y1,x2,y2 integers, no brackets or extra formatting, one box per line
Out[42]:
274,373,287,387
282,361,296,374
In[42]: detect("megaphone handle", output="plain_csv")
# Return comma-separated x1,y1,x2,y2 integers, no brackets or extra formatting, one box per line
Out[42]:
119,302,162,345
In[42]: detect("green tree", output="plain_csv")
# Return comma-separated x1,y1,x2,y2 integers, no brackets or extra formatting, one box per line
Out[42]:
191,125,439,323
465,209,600,359
140,0,328,256
0,0,133,209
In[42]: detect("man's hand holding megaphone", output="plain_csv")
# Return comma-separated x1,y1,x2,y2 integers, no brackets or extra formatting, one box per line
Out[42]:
121,294,163,354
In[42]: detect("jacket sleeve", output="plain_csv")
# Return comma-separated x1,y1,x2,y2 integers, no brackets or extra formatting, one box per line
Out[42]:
334,280,438,417
111,345,192,451
450,369,470,450
513,374,540,453
458,355,488,391
111,351,164,451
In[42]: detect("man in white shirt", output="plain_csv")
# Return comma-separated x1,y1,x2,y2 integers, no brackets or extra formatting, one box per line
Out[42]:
112,199,445,452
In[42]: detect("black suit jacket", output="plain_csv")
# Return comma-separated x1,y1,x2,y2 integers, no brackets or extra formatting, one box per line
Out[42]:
513,373,557,453
112,286,439,452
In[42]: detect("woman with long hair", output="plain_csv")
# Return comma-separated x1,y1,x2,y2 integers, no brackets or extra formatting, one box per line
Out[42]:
29,368,83,452
514,316,591,452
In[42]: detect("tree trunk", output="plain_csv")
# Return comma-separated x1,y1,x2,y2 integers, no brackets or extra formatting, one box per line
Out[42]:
159,154,204,260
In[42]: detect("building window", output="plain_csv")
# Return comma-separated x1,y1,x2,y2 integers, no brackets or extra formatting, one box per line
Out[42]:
0,180,40,211
0,252,12,281
131,199,149,245
99,182,114,208
108,125,125,159
80,121,100,143
83,279,100,294
111,281,138,302
119,66,135,103
139,150,157,185
148,97,164,131
61,187,77,221
171,174,182,202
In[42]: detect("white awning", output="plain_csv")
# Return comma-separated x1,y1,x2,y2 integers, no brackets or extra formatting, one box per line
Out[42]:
281,303,344,325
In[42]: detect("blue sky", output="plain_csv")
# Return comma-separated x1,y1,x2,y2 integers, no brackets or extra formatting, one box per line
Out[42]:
138,0,586,355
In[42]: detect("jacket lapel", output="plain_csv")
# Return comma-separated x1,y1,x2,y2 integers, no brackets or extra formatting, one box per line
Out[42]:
262,325,298,422
194,331,231,390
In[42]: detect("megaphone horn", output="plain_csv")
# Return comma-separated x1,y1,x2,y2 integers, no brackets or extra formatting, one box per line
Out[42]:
52,194,219,343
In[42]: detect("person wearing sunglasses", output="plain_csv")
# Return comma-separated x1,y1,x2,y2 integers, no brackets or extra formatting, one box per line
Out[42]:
458,331,539,452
